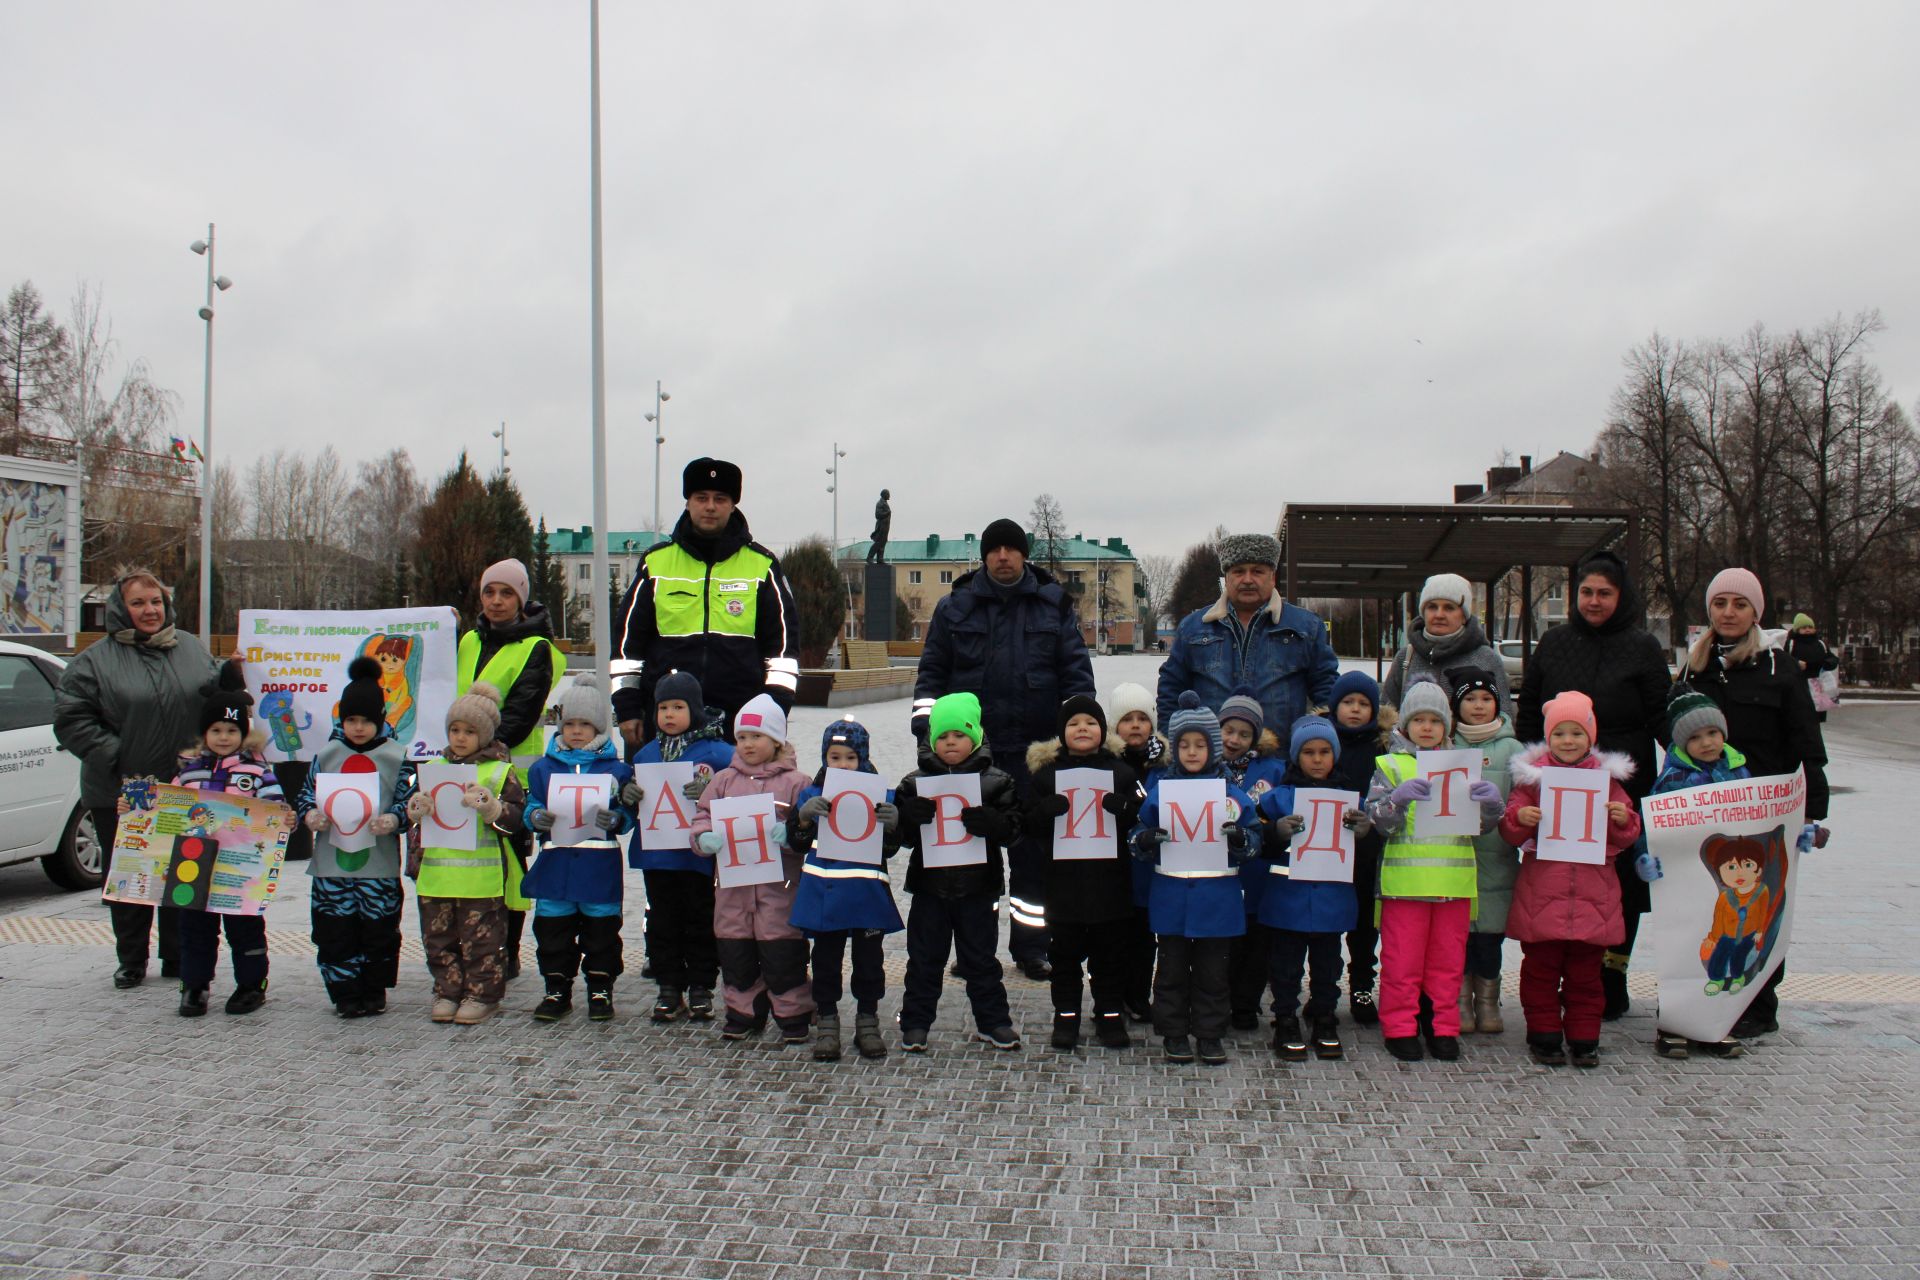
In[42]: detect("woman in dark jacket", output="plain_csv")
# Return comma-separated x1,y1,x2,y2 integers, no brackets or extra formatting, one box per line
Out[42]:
52,569,221,987
1515,550,1671,1019
1673,567,1830,1040
1787,613,1840,722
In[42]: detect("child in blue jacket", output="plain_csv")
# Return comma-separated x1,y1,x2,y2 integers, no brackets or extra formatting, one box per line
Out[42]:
626,670,735,1023
1131,692,1259,1067
1219,686,1286,1030
789,716,904,1061
1256,717,1371,1062
522,674,635,1023
1645,689,1753,1061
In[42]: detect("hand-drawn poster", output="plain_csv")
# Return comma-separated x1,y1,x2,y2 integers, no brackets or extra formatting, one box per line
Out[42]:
238,607,458,762
1644,769,1806,1043
103,781,293,916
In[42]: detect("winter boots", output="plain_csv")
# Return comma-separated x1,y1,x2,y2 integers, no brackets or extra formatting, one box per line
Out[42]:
1272,1014,1308,1062
853,1013,887,1059
814,1014,843,1061
585,974,614,1021
1093,1012,1131,1049
1050,1013,1080,1052
1471,976,1504,1034
1601,951,1631,1020
1310,1015,1343,1059
178,986,209,1018
535,978,573,1022
1528,1032,1567,1066
651,987,685,1023
224,984,266,1016
1349,987,1379,1026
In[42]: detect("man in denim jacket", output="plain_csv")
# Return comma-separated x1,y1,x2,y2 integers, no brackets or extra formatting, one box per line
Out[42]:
1157,533,1339,736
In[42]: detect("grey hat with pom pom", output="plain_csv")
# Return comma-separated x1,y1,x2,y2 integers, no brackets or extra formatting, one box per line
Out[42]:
554,672,611,735
446,680,503,742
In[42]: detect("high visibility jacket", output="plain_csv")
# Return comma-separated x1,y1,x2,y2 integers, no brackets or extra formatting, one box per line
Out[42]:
1374,753,1478,906
457,630,564,778
609,512,800,731
417,759,516,900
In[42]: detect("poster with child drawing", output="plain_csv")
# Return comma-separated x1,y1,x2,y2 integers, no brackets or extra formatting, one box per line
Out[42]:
1644,769,1805,1043
238,607,457,762
104,781,293,916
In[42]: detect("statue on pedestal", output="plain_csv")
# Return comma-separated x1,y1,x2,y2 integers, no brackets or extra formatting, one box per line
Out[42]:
866,489,891,563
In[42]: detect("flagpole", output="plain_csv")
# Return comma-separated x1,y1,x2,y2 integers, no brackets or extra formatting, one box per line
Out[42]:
587,0,612,693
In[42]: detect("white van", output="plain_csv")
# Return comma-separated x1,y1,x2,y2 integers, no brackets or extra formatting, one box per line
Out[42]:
0,640,99,889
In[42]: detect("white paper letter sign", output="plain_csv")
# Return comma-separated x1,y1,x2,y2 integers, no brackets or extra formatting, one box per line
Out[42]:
712,793,784,887
316,773,377,852
1159,778,1228,873
1053,767,1117,861
1289,787,1359,883
1414,748,1483,838
1536,766,1608,865
916,774,986,868
819,768,887,865
416,763,478,850
634,762,696,851
546,774,613,847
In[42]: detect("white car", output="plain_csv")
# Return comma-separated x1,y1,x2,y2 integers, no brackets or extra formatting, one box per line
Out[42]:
0,640,100,889
1495,639,1532,681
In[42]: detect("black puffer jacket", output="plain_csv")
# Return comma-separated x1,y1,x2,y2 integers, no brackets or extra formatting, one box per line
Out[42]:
1515,554,1671,805
1023,738,1140,925
1674,645,1830,822
466,603,560,752
895,744,1019,899
913,564,1094,781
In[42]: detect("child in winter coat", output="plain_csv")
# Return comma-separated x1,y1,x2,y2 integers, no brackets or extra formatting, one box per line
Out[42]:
1022,695,1142,1052
626,669,733,1023
1107,681,1166,1024
1645,689,1753,1060
403,682,526,1025
688,694,813,1043
522,674,635,1023
1132,692,1260,1066
1365,678,1505,1062
140,661,288,1017
1447,667,1524,1036
891,692,1022,1053
1219,686,1285,1031
1256,716,1370,1062
293,657,414,1018
789,715,904,1061
1498,690,1644,1068
1326,671,1392,1027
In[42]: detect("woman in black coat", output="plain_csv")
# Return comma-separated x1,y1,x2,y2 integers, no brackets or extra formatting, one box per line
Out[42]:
1787,613,1840,722
1673,568,1830,1040
1515,550,1671,1019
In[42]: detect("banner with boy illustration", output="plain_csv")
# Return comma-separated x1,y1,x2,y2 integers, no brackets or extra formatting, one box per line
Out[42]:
1643,769,1806,1043
238,607,459,763
103,780,294,916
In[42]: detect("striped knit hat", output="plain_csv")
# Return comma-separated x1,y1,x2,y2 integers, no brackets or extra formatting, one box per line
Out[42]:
1168,691,1223,767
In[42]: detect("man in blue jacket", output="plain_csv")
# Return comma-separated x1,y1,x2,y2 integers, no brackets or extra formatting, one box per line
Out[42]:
1158,533,1339,737
913,517,1095,978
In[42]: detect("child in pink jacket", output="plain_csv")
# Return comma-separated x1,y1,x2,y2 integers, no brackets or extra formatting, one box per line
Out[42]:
688,694,813,1043
1499,691,1643,1069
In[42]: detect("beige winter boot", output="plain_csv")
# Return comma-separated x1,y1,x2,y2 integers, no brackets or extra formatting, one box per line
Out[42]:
1458,978,1476,1033
1472,975,1504,1034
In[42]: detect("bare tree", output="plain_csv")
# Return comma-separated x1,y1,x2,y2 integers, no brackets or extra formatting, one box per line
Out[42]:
56,283,178,467
1139,553,1177,630
1028,492,1068,580
346,448,426,572
1596,332,1715,629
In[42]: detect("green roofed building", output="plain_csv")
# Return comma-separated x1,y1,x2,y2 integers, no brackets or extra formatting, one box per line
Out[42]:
836,532,1149,651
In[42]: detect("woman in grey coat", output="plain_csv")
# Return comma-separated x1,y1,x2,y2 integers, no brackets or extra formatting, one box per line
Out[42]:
1381,573,1511,715
53,569,220,988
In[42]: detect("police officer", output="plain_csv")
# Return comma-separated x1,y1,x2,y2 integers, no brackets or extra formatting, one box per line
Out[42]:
612,457,801,747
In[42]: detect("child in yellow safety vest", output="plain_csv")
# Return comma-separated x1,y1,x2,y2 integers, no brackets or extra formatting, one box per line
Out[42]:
403,682,526,1026
1364,678,1504,1063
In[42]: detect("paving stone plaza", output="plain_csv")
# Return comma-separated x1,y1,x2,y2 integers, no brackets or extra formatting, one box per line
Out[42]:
3,657,1917,1279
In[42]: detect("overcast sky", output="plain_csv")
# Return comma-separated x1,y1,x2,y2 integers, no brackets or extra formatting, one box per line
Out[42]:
8,3,1918,562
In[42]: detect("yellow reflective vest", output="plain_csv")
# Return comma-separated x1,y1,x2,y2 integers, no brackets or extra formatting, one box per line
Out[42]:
1375,753,1479,908
416,759,521,902
456,630,565,781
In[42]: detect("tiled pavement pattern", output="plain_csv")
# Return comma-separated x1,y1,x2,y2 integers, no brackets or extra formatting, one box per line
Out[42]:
3,668,1917,1280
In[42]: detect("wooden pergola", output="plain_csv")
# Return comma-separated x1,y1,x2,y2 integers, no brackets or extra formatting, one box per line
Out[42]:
1276,503,1637,675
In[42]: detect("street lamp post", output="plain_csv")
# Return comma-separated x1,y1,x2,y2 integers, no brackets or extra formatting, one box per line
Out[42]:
644,381,669,534
586,0,612,691
189,225,232,640
491,421,510,476
826,441,847,553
